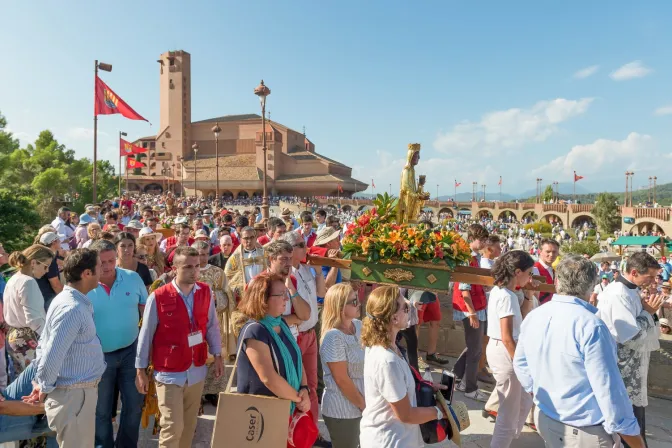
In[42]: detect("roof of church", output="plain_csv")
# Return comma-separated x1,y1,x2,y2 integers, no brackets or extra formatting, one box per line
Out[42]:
191,114,261,124
182,154,262,181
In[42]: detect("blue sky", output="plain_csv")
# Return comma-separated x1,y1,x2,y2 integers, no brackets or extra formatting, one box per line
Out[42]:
2,1,672,197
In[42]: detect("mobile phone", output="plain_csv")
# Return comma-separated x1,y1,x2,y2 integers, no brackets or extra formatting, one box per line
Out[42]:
440,370,455,404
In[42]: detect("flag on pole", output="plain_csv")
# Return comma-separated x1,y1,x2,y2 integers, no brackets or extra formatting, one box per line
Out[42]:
120,138,148,156
574,171,584,182
371,179,375,188
498,176,502,186
95,76,148,121
126,158,146,169
337,184,344,193
455,181,461,187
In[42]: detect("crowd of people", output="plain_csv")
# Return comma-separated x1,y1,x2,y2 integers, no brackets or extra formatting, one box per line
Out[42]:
0,191,669,448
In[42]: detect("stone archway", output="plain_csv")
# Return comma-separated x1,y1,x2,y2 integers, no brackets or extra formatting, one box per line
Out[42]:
357,205,368,212
438,207,454,218
542,213,564,227
521,211,538,222
477,209,493,220
144,183,163,194
327,204,337,212
237,191,249,199
571,214,596,229
631,221,666,236
221,190,234,200
342,205,352,212
498,210,516,222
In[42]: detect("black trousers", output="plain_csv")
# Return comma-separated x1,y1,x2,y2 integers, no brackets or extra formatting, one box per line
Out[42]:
623,405,647,448
397,325,419,371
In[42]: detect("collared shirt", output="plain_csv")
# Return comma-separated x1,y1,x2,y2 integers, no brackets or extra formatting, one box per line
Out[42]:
295,265,319,333
242,248,265,283
513,294,640,436
533,260,554,280
34,286,106,394
135,280,221,387
50,216,74,250
87,268,148,353
454,251,487,322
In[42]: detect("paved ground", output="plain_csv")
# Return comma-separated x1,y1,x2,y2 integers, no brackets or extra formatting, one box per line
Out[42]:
137,355,672,447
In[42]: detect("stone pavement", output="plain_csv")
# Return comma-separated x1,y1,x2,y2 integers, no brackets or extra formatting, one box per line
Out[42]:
137,359,672,447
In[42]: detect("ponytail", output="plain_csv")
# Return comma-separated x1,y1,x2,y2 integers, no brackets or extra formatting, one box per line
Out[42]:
8,252,28,269
8,245,55,269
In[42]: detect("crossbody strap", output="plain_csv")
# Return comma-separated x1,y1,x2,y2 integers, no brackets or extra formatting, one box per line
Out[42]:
225,321,281,393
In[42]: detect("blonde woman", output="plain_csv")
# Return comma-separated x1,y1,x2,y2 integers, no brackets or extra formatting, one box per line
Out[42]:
2,245,54,374
137,227,166,274
320,283,365,448
81,222,102,248
359,285,446,448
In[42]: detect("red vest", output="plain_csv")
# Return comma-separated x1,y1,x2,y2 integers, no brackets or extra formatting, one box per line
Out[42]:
151,282,211,372
452,256,487,312
534,261,554,304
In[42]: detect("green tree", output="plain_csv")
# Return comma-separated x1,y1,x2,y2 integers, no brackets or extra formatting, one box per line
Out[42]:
561,240,600,257
542,185,554,202
0,190,41,252
592,192,621,233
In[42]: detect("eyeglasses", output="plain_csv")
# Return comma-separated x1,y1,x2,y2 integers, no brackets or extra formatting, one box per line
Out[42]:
135,255,148,260
346,298,359,307
36,259,51,269
294,242,306,249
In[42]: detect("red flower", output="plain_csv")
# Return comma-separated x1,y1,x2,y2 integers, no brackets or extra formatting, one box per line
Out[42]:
357,214,371,227
27,340,38,349
434,245,444,259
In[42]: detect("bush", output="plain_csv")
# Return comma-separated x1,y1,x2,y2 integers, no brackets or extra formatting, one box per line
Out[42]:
561,240,600,257
0,189,41,252
524,222,552,234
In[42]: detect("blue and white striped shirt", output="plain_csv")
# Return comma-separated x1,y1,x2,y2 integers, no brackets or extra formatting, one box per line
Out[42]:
34,286,106,394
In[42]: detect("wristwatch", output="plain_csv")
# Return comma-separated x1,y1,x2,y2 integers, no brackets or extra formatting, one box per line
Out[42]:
299,385,310,394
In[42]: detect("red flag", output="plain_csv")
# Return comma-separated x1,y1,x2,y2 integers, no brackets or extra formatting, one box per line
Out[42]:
371,179,376,188
126,158,146,169
574,171,584,182
455,181,461,188
498,176,502,186
95,76,148,121
337,184,343,193
120,138,148,156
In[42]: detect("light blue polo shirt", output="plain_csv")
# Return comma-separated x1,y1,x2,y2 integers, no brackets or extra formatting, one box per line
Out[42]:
88,267,148,353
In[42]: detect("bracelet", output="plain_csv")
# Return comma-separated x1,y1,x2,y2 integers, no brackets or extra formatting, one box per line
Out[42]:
434,405,444,421
290,292,299,299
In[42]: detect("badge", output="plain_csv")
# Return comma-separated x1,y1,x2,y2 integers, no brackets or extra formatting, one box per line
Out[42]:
188,331,204,347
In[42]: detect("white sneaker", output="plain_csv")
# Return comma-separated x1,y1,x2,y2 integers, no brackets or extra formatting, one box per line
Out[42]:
464,389,489,402
456,381,466,392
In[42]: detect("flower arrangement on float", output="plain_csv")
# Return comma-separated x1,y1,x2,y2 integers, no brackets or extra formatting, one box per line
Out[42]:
341,194,472,289
159,216,175,229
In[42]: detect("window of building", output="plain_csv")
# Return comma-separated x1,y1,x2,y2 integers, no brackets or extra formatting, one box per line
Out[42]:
142,142,148,148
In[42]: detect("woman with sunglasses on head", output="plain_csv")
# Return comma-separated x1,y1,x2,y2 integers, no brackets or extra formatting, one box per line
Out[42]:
319,283,365,448
359,285,447,448
3,245,54,375
114,232,153,289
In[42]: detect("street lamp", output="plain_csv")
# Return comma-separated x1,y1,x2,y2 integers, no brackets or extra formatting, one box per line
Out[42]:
192,143,199,198
552,181,559,201
254,80,271,219
118,131,127,196
653,176,658,203
472,182,478,202
178,156,184,197
93,60,112,203
212,122,221,203
171,163,176,194
482,184,486,201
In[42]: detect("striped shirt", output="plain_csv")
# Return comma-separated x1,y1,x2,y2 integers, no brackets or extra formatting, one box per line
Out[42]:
34,286,106,394
320,319,365,419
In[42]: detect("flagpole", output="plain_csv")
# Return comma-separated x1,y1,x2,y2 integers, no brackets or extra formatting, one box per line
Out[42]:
454,180,456,201
573,171,576,202
126,157,129,193
93,60,99,203
499,176,502,202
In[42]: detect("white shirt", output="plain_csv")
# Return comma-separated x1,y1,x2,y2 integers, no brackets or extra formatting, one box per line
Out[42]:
596,280,644,344
359,345,423,448
50,216,74,250
487,286,523,341
593,282,608,295
242,248,264,283
2,272,46,334
533,260,554,280
294,264,318,333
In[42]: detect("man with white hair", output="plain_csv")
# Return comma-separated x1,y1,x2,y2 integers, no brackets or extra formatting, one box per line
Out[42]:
514,255,645,448
208,235,233,270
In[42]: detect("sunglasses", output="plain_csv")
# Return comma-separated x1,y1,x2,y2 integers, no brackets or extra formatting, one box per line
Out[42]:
346,298,359,307
294,242,306,249
135,255,148,260
36,259,51,269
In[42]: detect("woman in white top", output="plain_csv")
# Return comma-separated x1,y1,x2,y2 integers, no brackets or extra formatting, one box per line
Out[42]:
486,250,536,448
359,285,446,448
3,244,54,375
320,283,365,448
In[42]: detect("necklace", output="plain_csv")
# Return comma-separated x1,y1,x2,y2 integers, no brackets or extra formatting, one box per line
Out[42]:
338,321,355,336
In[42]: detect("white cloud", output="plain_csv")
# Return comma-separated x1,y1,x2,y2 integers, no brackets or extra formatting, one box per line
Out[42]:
654,105,672,116
532,133,661,177
573,65,599,79
67,127,108,140
433,98,593,153
609,61,653,81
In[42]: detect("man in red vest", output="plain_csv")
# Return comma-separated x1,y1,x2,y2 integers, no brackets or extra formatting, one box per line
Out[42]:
135,246,222,448
452,223,490,402
533,238,559,305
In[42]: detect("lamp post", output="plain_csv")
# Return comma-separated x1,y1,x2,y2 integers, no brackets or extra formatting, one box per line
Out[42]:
653,176,658,203
482,184,486,201
171,163,176,194
93,60,112,203
192,143,199,199
118,131,127,197
629,171,635,206
178,156,184,197
254,80,271,219
648,176,652,203
212,122,221,202
436,184,439,203
552,181,559,201
536,178,543,203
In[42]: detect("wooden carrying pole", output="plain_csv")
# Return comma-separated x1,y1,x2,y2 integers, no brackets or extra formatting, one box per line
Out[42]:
306,255,556,293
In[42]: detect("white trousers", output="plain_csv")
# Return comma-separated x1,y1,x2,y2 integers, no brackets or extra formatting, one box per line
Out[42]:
486,339,534,448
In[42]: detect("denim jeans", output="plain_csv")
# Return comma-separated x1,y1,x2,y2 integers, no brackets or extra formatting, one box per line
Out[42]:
0,363,58,447
95,341,144,448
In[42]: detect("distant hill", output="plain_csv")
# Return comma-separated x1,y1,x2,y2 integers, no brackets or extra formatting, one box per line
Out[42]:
439,192,517,201
517,182,592,200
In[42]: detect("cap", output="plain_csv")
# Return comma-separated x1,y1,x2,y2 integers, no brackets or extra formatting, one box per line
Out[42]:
601,274,609,279
660,318,670,328
174,216,189,225
79,214,96,225
126,220,144,230
662,257,668,263
39,232,60,246
194,229,209,240
85,205,96,213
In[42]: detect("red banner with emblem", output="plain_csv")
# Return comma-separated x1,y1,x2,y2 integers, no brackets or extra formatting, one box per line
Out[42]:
126,157,146,169
120,138,148,156
95,76,148,121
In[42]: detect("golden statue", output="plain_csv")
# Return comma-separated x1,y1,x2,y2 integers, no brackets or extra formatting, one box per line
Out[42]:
397,143,430,224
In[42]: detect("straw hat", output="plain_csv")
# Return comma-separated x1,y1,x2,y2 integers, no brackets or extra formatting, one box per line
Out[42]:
138,227,164,242
313,227,340,246
194,229,210,240
253,222,266,231
445,400,470,445
281,208,292,217
174,216,189,225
